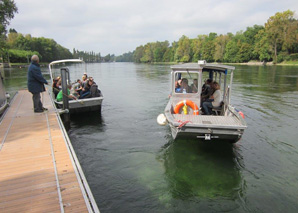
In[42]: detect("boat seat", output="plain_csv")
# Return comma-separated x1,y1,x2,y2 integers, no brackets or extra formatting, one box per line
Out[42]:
212,101,224,116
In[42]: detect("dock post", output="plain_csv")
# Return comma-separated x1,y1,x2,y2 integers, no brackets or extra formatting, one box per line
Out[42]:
60,68,70,129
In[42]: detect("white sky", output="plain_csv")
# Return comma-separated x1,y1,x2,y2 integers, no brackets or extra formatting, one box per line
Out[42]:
8,0,298,56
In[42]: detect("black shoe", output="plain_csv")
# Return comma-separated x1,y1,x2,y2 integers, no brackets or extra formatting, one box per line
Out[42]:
34,109,44,113
42,107,48,111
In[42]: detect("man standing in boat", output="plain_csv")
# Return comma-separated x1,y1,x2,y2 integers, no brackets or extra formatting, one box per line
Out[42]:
27,55,48,113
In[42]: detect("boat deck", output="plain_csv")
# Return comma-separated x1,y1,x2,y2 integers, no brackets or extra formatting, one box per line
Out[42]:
0,90,99,212
173,114,245,128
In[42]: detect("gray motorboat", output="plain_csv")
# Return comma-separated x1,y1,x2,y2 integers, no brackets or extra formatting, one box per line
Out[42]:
157,60,247,142
49,59,103,114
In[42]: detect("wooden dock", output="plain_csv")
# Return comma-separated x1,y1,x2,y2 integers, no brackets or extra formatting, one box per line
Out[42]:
0,90,99,212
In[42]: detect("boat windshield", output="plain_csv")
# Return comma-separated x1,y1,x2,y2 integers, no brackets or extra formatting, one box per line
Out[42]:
174,72,199,94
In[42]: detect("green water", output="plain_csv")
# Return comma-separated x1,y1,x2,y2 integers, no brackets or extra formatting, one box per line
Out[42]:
2,63,298,212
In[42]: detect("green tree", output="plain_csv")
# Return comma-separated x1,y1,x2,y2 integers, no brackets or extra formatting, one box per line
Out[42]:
153,41,169,62
224,40,238,62
214,34,230,62
133,45,144,63
191,35,205,62
0,0,18,58
243,25,264,60
243,25,264,45
140,43,154,63
201,33,217,62
237,42,252,62
175,35,191,62
254,29,272,62
265,10,296,63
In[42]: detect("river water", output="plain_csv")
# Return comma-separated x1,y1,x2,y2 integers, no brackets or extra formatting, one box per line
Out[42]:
2,63,298,212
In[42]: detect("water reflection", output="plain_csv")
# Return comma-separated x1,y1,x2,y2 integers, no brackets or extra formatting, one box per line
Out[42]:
234,65,298,93
159,139,242,200
69,111,104,129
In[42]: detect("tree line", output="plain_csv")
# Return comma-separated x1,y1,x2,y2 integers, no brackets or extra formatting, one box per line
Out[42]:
2,29,116,63
0,0,116,63
1,2,297,64
116,10,298,64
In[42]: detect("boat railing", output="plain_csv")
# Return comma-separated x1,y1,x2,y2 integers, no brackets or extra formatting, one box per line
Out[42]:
223,86,231,116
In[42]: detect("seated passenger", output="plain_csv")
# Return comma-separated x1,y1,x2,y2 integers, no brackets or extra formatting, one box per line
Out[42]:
52,76,61,98
175,79,182,93
88,78,101,97
79,76,97,99
179,78,192,93
81,74,88,88
73,79,83,94
79,80,91,99
56,84,77,102
202,82,221,115
201,79,213,103
191,79,198,93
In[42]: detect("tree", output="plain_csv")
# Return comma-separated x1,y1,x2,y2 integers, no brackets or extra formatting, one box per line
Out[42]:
224,40,238,62
175,35,191,62
0,2,17,63
265,10,296,63
0,0,18,51
214,34,230,62
254,29,272,62
133,45,144,63
201,33,217,62
140,43,154,63
191,35,205,62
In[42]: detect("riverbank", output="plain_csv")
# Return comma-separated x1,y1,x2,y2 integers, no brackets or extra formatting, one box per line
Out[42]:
225,60,298,66
154,60,298,66
3,60,298,68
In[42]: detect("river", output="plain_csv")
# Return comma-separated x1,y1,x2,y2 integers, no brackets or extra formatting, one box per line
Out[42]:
2,63,298,212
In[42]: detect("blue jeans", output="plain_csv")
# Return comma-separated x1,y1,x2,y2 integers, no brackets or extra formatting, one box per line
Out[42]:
202,101,213,115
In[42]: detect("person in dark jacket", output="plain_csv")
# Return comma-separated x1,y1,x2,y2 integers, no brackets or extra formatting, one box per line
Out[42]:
89,78,101,97
27,55,48,113
80,78,101,99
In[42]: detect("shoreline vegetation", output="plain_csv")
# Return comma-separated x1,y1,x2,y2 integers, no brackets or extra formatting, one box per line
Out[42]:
1,3,297,66
3,60,298,68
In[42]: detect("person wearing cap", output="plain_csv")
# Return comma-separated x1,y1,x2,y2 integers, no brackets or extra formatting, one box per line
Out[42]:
27,55,48,113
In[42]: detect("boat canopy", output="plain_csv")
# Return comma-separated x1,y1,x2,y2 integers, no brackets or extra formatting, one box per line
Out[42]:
48,59,87,83
171,63,235,73
49,59,84,67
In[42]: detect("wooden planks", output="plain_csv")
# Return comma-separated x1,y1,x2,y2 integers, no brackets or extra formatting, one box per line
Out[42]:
0,90,94,212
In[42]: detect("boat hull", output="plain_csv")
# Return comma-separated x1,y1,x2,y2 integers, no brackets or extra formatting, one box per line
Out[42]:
55,96,103,114
169,122,244,143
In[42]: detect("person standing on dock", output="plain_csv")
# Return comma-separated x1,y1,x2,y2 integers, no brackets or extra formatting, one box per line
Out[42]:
27,55,48,113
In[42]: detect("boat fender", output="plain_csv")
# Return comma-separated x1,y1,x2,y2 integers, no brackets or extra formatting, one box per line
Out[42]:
157,113,168,126
235,108,245,119
174,100,199,115
239,111,245,119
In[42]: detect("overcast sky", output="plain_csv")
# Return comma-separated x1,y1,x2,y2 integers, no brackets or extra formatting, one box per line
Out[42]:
8,0,298,56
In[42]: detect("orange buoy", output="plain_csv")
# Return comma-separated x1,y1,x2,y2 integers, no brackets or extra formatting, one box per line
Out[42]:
174,100,199,115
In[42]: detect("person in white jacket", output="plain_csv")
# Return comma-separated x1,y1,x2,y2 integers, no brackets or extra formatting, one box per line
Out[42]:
202,82,221,115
